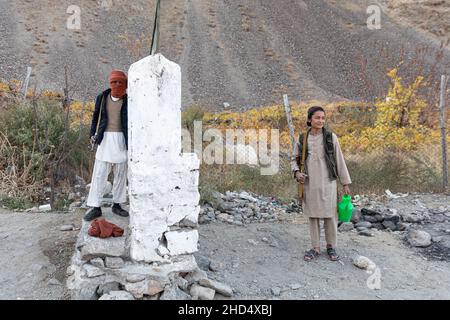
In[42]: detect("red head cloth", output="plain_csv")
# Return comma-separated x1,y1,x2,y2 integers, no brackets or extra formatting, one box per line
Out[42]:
109,70,127,99
88,219,124,238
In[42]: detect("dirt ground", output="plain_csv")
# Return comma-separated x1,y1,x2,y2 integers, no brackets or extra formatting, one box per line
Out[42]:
1,193,449,300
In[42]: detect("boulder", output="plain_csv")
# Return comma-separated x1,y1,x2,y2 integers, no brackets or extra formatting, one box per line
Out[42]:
338,222,354,232
190,284,215,300
350,208,361,224
407,229,432,247
355,221,372,229
199,278,233,297
382,220,397,231
352,255,376,272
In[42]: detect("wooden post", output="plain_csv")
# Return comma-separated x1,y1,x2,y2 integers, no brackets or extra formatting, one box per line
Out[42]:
439,75,449,189
283,94,301,200
22,67,32,101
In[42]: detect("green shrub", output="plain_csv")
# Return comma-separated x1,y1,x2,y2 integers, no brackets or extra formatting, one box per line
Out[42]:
0,98,91,202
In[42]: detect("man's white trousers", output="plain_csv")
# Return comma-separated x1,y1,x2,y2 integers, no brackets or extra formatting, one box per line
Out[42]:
87,160,127,208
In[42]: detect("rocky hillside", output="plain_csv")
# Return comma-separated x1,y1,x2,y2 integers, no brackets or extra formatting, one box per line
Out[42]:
0,0,449,110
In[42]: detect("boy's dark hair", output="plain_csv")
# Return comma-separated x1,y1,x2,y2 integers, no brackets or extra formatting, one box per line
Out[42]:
306,106,325,127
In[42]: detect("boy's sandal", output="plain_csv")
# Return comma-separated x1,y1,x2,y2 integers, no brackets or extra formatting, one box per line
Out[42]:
326,247,339,261
304,249,320,261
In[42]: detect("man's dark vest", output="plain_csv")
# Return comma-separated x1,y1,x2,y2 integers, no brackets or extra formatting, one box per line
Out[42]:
90,88,128,149
297,127,338,181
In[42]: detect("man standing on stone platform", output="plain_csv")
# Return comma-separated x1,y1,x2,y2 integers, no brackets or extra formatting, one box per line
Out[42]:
84,70,129,221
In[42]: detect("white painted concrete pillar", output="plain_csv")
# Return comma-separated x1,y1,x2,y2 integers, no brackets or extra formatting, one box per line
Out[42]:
128,54,200,263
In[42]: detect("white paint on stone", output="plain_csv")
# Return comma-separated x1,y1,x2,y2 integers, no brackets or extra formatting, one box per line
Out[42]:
165,230,199,256
157,244,170,256
128,54,200,263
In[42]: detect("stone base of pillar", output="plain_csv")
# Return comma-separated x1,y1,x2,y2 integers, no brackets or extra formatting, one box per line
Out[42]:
66,208,233,300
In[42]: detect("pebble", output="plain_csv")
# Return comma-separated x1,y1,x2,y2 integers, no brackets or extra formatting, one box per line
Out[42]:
352,255,376,272
59,224,75,231
290,284,302,290
358,230,374,237
271,287,281,296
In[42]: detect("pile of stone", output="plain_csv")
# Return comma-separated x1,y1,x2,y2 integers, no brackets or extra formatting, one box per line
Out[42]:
67,204,233,301
337,193,450,251
339,205,427,236
198,191,299,225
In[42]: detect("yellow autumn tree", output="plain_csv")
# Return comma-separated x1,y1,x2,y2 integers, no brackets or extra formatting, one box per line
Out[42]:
340,68,431,152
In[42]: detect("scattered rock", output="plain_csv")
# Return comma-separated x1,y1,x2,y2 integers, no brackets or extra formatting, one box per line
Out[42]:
407,229,432,247
396,222,409,231
105,257,124,269
385,189,408,199
290,283,302,290
99,291,135,300
59,224,75,231
338,222,354,232
126,274,146,283
38,204,51,212
185,268,208,285
271,287,281,296
199,278,233,297
355,221,372,229
124,281,147,299
217,213,233,223
89,258,105,268
174,277,189,291
384,211,400,223
209,260,224,272
194,254,211,271
247,239,258,245
83,264,105,278
97,282,120,296
358,230,374,237
363,215,378,223
190,284,215,300
351,208,361,224
147,280,165,296
66,265,75,276
239,191,258,202
161,285,192,300
78,287,100,300
352,255,376,272
402,213,424,223
371,222,385,230
382,220,397,231
361,208,380,216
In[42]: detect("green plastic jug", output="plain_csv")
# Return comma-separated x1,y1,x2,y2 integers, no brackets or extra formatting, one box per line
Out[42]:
338,194,353,222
